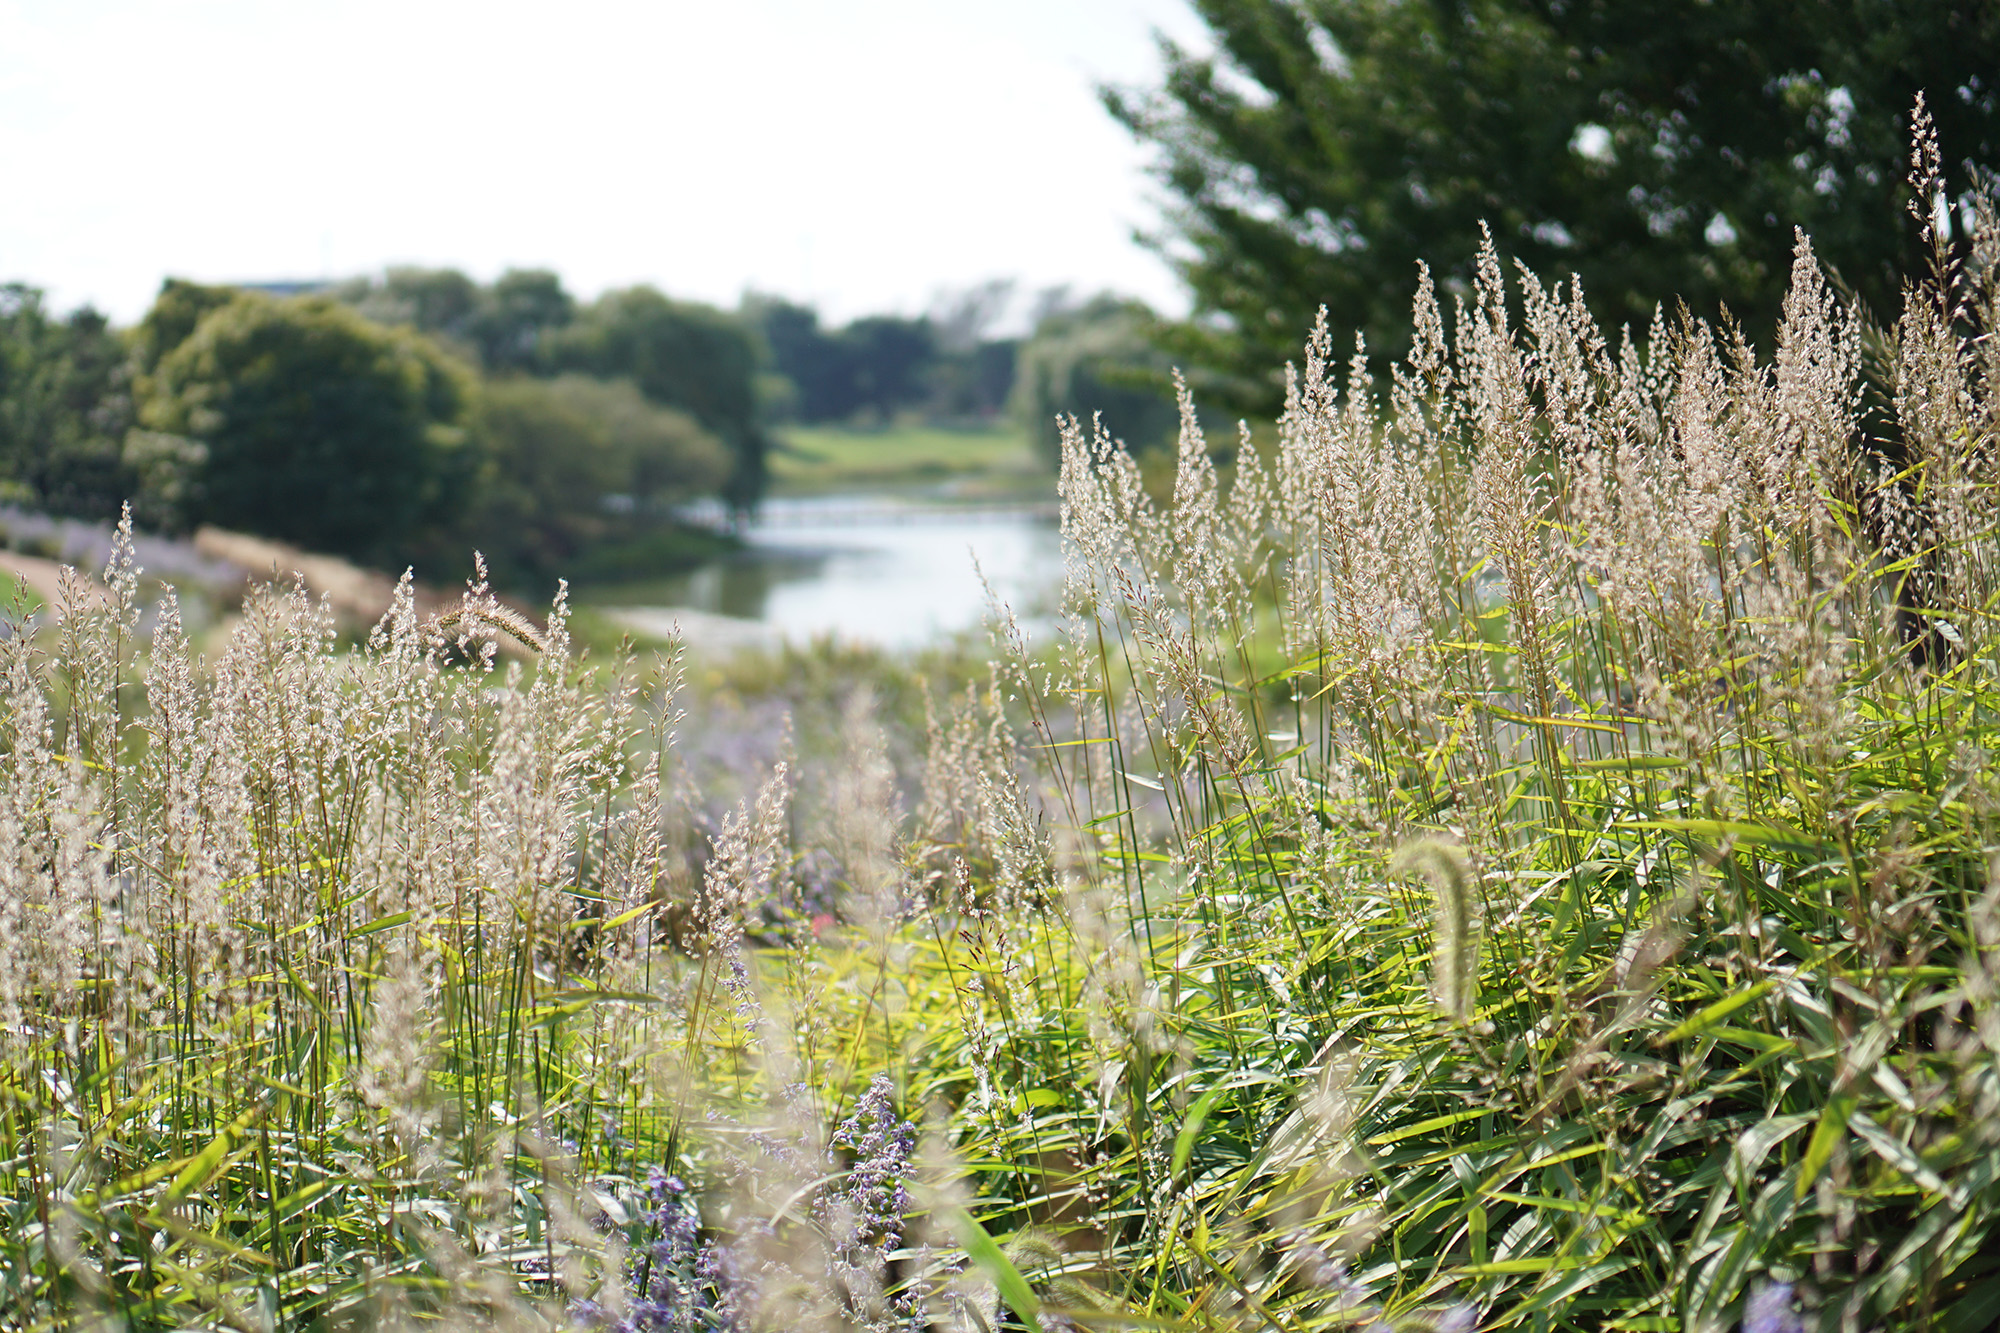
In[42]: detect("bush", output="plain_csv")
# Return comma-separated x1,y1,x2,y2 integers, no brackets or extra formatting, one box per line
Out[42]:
138,290,476,561
455,373,731,588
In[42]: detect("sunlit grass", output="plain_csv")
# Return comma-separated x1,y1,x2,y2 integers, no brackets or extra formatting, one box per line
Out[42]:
769,423,1042,492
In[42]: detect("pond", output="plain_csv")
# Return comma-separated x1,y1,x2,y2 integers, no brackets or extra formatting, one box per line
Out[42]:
598,496,1064,653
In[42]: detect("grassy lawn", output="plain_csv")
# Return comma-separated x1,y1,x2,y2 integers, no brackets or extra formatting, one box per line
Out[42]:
768,421,1044,492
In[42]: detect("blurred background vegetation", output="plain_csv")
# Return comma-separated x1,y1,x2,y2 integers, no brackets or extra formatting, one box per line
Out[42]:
0,264,1180,595
1113,0,2000,414
1,0,1995,595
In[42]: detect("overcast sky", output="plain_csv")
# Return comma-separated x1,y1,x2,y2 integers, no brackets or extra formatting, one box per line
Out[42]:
0,0,1206,329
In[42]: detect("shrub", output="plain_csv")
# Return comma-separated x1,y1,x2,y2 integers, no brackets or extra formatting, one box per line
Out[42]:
458,374,731,588
138,291,475,562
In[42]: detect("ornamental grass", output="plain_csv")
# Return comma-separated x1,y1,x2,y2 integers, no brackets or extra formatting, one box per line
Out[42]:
7,128,2000,1332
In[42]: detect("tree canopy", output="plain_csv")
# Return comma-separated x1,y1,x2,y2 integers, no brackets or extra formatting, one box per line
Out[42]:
743,288,1021,428
0,285,135,521
545,287,770,512
472,269,577,373
1110,0,2000,410
455,374,729,587
336,266,576,375
140,291,475,562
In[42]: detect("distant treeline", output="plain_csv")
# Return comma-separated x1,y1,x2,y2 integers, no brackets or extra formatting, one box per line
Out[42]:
0,268,1185,588
750,283,1186,466
749,281,1017,426
336,269,1186,476
2,271,761,589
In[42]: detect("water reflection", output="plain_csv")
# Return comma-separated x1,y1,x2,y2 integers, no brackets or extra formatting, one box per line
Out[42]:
607,497,1063,651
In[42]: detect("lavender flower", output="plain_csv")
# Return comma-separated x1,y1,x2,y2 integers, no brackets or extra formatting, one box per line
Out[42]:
599,1083,922,1333
1284,1239,1476,1333
603,1172,733,1333
1283,1233,1374,1316
1743,1282,1805,1333
830,1075,918,1260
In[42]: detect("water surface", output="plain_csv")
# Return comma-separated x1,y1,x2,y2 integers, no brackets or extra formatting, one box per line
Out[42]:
603,496,1062,652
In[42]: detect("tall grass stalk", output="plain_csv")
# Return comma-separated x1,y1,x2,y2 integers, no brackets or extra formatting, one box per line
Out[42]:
6,139,2000,1332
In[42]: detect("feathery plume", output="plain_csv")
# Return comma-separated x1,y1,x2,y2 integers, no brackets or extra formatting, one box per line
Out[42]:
1393,837,1480,1024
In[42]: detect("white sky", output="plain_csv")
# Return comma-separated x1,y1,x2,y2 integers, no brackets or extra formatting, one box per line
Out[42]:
0,0,1205,329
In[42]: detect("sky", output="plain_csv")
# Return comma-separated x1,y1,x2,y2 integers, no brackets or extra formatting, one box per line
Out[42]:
0,0,1206,329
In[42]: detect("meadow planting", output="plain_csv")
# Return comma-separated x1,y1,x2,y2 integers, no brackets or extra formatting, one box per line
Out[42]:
7,157,2000,1330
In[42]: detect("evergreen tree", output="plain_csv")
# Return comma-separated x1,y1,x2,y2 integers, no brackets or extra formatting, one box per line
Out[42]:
1110,0,1999,409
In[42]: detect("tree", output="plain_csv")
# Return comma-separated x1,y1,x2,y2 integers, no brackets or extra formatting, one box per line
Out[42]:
469,269,576,374
841,316,937,421
1109,0,2000,410
1011,295,1181,466
547,287,769,511
927,281,1020,422
139,290,475,561
131,279,237,377
455,374,730,586
926,336,1019,423
745,296,853,422
333,267,577,374
336,267,482,355
744,299,943,425
0,285,135,521
745,295,1022,426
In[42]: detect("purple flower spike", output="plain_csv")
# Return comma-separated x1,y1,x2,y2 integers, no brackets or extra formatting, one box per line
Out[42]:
1743,1281,1805,1333
1437,1304,1478,1333
830,1074,917,1259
